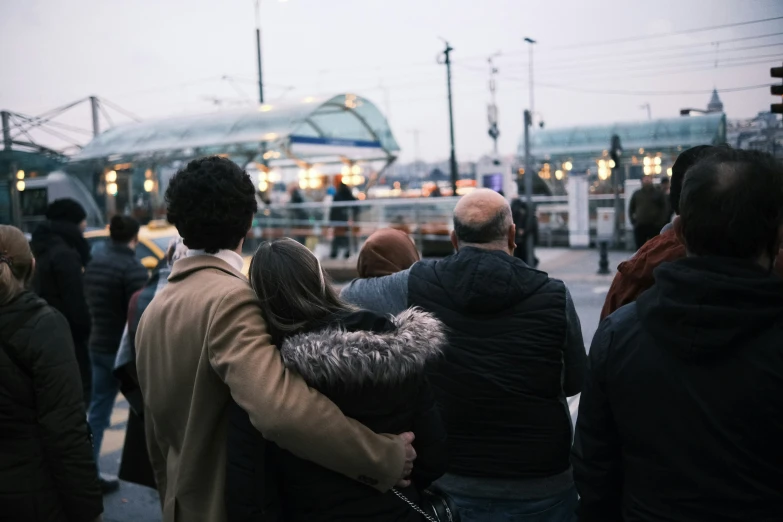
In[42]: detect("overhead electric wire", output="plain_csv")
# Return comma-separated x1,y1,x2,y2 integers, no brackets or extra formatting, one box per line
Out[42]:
98,97,142,122
530,82,773,97
550,16,783,50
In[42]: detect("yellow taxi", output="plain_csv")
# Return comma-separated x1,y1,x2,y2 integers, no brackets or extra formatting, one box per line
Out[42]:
85,219,254,274
84,220,180,271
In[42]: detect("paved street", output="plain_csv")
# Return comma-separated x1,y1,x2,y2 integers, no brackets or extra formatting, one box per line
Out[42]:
100,246,630,522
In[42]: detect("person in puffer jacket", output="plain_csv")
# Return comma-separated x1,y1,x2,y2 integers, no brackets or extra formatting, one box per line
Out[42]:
0,225,103,522
225,238,448,522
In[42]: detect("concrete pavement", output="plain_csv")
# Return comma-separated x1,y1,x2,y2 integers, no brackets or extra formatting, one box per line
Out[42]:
99,246,630,522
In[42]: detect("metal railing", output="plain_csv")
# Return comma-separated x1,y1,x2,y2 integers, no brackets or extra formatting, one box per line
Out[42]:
248,194,629,254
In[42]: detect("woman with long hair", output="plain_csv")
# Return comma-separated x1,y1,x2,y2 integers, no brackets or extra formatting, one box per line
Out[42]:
0,225,103,522
225,238,448,522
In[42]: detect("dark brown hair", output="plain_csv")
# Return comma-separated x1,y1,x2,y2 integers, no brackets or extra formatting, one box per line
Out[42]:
0,225,35,305
249,238,350,343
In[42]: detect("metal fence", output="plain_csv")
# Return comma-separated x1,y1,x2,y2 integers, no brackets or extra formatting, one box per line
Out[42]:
247,194,629,255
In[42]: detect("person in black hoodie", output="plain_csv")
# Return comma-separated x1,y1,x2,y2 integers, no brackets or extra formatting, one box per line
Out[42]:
84,215,148,493
225,238,448,522
341,189,586,522
572,148,783,522
31,198,93,406
0,225,103,522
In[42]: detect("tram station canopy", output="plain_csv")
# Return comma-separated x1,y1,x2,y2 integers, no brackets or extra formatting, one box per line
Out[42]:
525,113,726,160
71,94,400,168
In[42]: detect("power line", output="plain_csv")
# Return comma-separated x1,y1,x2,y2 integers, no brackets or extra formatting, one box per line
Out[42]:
551,16,783,50
533,82,773,97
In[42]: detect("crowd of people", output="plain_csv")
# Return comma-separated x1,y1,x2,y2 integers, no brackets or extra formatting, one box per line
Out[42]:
0,146,781,522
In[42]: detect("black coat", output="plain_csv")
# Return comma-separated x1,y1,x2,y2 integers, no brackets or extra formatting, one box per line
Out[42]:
0,291,102,522
225,309,448,522
30,220,92,403
329,184,358,223
573,257,783,522
84,242,147,355
408,247,586,480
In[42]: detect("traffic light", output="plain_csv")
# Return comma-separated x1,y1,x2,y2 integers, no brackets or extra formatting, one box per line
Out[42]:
772,63,783,114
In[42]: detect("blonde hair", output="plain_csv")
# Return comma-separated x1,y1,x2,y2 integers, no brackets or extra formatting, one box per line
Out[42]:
0,225,35,306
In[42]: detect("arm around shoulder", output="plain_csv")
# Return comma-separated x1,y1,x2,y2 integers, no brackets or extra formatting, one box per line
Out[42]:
208,285,405,491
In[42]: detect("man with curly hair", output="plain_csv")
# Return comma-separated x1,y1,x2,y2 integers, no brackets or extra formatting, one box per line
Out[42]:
135,156,414,522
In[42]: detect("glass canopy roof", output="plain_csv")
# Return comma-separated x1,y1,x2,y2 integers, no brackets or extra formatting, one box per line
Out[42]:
524,113,726,159
71,94,400,166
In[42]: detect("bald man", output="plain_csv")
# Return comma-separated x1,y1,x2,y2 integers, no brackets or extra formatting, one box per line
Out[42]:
341,189,586,521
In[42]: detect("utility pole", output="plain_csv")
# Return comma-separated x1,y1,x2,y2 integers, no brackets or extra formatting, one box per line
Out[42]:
487,55,500,158
523,109,534,266
640,103,651,120
90,96,100,136
610,134,624,246
255,0,264,103
438,40,458,196
524,37,536,121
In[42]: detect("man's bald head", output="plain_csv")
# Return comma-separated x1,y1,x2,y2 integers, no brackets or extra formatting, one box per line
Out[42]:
452,189,514,251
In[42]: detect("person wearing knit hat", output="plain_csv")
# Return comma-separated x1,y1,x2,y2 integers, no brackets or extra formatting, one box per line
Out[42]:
357,228,421,279
341,228,421,314
31,199,93,409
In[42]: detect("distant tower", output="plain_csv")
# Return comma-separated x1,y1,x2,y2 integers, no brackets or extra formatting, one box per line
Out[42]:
707,88,724,113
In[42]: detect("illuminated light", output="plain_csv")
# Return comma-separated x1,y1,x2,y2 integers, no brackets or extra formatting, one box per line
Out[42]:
654,156,662,166
518,168,525,175
299,179,308,190
143,179,155,192
263,132,278,141
654,165,662,175
598,160,606,168
107,182,118,195
357,192,366,200
105,170,117,183
667,167,673,177
609,159,616,168
555,170,564,180
598,168,609,181
307,168,319,179
341,165,350,176
638,148,645,154
303,96,316,103
393,181,401,189
563,161,573,171
263,151,274,160
259,104,273,112
643,166,652,176
298,169,307,178
345,94,359,109
16,180,25,192
355,175,366,185
16,170,24,180
351,165,362,175
268,171,281,182
258,180,269,192
643,157,651,167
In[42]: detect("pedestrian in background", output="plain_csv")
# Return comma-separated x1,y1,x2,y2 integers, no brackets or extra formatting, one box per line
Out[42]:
628,175,667,250
0,225,103,522
342,189,587,522
226,238,447,522
85,215,148,493
114,238,187,490
287,183,308,245
136,156,415,522
659,176,673,225
329,180,357,259
510,198,539,267
30,198,93,407
574,148,783,522
341,228,420,314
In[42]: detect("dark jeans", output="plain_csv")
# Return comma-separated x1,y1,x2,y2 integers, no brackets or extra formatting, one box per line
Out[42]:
88,351,120,472
633,223,660,250
448,486,578,522
330,234,351,259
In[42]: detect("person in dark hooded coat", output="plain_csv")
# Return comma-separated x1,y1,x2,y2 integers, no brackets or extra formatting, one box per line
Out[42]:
573,148,783,522
0,225,103,522
30,198,93,406
225,238,448,522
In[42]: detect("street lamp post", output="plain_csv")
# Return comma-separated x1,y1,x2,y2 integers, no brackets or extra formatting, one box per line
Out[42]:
254,0,288,104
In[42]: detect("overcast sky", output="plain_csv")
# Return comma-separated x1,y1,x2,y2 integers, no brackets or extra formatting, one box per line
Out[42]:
1,0,781,162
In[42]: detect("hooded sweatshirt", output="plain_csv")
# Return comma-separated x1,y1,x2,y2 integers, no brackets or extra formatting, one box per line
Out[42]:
573,256,783,522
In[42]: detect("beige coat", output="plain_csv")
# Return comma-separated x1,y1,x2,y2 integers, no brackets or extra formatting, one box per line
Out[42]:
136,255,404,522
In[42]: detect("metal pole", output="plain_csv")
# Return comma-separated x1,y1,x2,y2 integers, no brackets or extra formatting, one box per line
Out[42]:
255,0,264,104
523,109,534,266
1,111,12,150
528,43,534,118
89,96,100,136
442,42,458,196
